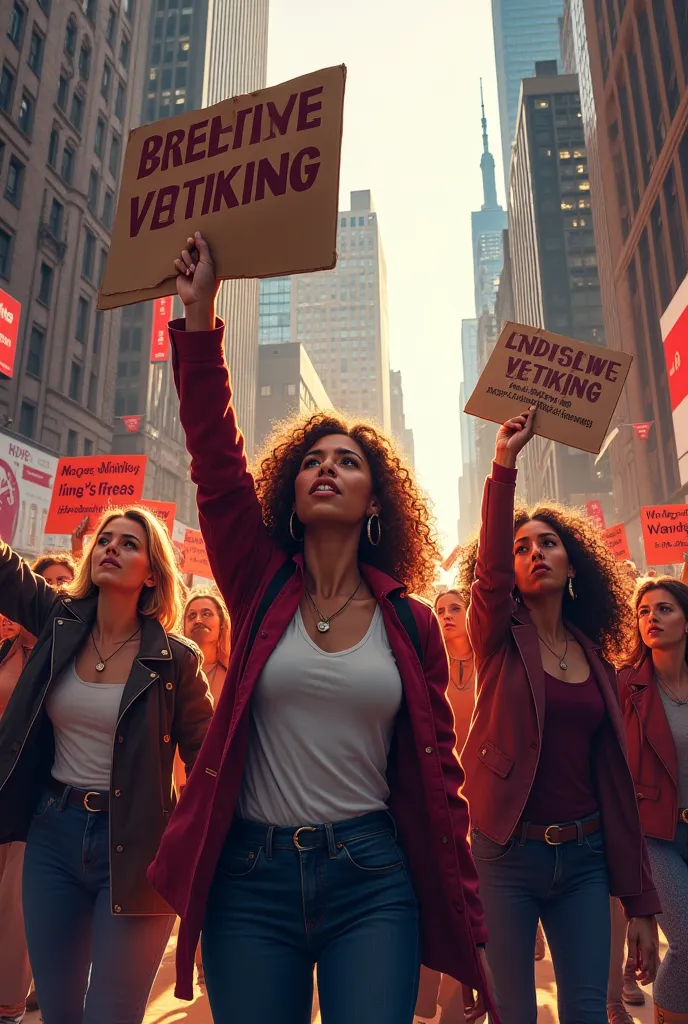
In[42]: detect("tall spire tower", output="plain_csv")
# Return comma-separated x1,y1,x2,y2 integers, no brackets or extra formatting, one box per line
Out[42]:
480,80,499,210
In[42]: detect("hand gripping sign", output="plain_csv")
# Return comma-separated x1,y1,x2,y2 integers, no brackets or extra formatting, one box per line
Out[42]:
98,66,346,310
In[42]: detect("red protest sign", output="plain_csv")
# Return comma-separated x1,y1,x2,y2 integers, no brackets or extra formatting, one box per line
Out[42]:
182,528,213,579
0,288,21,378
139,499,176,533
121,415,143,432
602,523,631,562
150,296,172,363
664,303,688,412
45,455,147,533
641,504,688,565
586,501,606,529
632,422,653,440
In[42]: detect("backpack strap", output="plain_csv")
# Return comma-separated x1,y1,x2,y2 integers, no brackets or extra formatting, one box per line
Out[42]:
388,590,423,666
248,560,296,650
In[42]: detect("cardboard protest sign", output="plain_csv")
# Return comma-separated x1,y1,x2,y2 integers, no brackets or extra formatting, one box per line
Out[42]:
139,499,176,533
45,456,147,533
464,322,632,454
641,505,688,565
602,523,631,562
182,528,213,579
98,65,346,310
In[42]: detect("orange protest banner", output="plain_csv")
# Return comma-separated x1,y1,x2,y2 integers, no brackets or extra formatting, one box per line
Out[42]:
640,504,688,565
602,523,631,562
182,528,213,579
139,499,176,533
45,456,147,534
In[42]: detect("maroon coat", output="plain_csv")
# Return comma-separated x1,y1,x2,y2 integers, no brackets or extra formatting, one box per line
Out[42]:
147,319,492,1005
619,655,682,841
462,462,660,919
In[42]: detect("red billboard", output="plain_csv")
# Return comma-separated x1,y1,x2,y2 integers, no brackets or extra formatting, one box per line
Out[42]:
0,288,21,378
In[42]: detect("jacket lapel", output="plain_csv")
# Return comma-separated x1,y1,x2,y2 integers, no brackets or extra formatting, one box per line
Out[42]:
117,616,172,720
50,596,95,684
628,657,679,784
511,622,546,737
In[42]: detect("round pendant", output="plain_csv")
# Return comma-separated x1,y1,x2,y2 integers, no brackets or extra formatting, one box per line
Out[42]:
95,662,106,672
559,660,568,671
317,620,330,633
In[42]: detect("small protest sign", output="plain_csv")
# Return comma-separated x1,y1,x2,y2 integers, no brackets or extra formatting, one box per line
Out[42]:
602,523,631,562
150,296,173,363
98,65,346,310
182,528,213,579
45,456,147,533
586,500,606,529
640,505,688,565
139,499,176,533
464,322,632,454
0,288,21,378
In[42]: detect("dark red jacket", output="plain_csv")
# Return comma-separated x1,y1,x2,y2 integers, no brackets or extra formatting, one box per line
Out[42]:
618,655,681,841
462,463,660,918
147,319,492,1006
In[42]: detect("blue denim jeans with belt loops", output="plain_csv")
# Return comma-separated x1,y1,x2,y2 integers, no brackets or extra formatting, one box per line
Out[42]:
201,809,421,1024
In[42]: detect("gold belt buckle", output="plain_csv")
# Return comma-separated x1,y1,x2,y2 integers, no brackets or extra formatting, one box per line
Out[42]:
83,791,102,812
293,826,317,851
680,808,688,824
544,824,563,845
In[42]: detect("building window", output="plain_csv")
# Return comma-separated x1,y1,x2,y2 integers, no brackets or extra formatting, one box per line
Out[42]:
83,0,97,22
48,197,63,237
108,132,120,177
8,2,26,48
47,125,58,166
119,35,130,69
260,385,271,396
37,0,50,12
5,155,24,206
19,400,35,439
101,62,112,101
81,230,95,280
67,428,78,455
27,324,45,377
0,228,13,279
60,143,75,185
64,15,77,57
75,296,90,341
106,7,117,47
68,361,83,401
56,72,68,110
102,189,114,228
96,251,107,290
78,39,91,79
69,90,84,131
123,0,133,20
87,167,99,209
83,437,94,455
17,89,34,134
114,81,125,120
94,116,105,157
27,27,44,75
93,307,103,350
286,383,296,396
0,65,15,112
38,261,53,305
87,372,97,410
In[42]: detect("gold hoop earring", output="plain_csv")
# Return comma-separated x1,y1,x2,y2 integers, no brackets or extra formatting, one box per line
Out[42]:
289,511,303,543
568,576,576,600
367,513,382,547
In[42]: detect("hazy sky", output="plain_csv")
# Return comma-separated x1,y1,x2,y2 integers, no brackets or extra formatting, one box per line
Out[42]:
266,0,505,552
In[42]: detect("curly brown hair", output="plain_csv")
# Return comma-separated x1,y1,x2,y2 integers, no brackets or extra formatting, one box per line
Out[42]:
253,412,440,595
31,551,77,580
457,500,635,664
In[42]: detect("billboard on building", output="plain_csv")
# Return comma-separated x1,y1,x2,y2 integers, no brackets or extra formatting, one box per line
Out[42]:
661,273,688,486
0,432,63,557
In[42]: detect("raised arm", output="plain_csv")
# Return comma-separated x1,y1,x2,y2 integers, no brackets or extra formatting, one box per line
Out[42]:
0,541,59,637
467,406,536,660
170,233,277,614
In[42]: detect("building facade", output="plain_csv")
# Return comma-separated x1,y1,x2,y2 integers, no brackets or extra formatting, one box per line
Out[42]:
0,0,149,460
113,0,269,523
458,317,479,540
491,0,564,191
292,190,392,431
259,275,291,345
389,368,415,467
255,341,331,451
567,0,688,558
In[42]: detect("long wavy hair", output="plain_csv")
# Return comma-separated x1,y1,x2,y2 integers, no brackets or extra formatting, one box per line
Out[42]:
458,500,634,664
622,576,688,669
65,506,184,633
253,412,440,595
183,586,231,668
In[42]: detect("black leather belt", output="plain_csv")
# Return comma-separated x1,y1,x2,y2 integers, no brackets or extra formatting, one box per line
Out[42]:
680,808,688,825
512,814,601,845
49,779,109,813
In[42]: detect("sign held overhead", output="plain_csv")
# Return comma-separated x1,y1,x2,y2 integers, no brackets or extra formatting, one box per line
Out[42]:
98,65,347,310
464,322,632,454
45,455,148,533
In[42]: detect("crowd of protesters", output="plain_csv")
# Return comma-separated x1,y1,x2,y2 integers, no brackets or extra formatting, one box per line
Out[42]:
0,233,685,1024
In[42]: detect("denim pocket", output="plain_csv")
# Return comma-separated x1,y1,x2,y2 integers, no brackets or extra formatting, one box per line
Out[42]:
583,829,605,855
217,843,262,878
470,828,515,862
33,791,56,819
342,830,403,873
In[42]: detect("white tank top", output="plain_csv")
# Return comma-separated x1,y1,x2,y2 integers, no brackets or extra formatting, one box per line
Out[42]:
237,604,403,826
46,660,126,790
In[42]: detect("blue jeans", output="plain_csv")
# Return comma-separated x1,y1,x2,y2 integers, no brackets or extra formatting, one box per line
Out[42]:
201,810,420,1024
646,822,688,1013
471,823,610,1024
22,789,174,1024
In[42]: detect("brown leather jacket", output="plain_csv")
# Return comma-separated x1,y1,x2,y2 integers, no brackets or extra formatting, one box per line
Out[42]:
0,541,213,915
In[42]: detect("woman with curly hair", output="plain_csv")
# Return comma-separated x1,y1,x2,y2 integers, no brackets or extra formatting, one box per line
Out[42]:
618,577,688,1023
147,233,495,1024
457,405,660,1024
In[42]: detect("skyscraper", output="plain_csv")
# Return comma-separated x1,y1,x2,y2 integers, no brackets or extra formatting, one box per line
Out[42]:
292,190,392,430
113,0,269,524
458,318,479,540
491,0,564,191
389,369,415,467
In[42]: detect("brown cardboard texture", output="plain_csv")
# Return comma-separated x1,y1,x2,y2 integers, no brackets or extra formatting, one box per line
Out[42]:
98,65,346,310
464,321,632,454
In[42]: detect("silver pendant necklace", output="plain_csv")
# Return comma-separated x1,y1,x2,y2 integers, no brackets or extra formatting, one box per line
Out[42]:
536,631,570,672
656,674,688,706
91,627,141,672
305,578,363,633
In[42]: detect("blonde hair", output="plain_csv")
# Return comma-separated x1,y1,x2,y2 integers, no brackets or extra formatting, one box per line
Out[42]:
183,586,231,667
65,505,184,633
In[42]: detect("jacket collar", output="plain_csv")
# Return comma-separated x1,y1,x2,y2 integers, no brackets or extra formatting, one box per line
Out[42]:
58,594,173,662
291,553,404,601
510,599,604,655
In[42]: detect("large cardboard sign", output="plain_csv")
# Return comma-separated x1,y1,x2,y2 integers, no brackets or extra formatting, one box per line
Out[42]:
98,66,347,310
139,499,176,533
45,455,147,533
602,523,631,562
0,288,20,378
182,528,213,579
464,322,633,454
641,505,688,565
